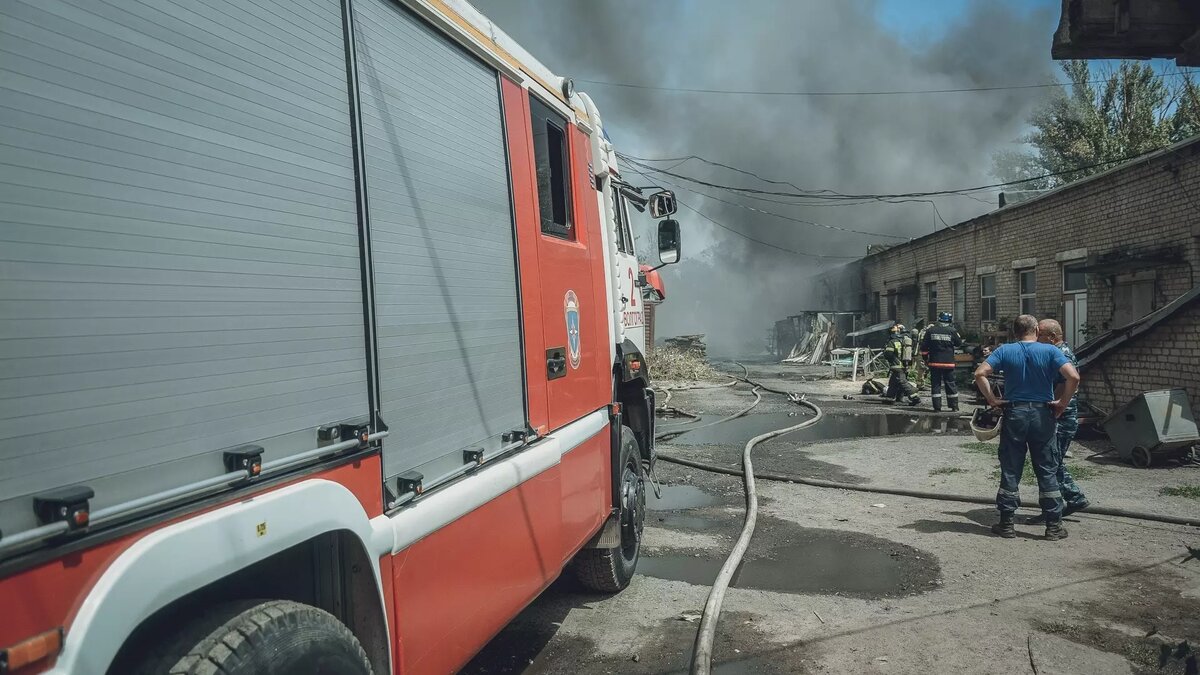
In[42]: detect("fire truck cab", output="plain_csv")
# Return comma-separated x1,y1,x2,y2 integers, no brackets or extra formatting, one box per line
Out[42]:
0,0,681,672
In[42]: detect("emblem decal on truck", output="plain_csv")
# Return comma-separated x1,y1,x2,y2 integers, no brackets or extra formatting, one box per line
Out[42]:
565,290,581,369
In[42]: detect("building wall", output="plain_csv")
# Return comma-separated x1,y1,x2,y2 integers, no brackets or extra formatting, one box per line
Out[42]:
808,137,1200,413
815,138,1200,344
1081,298,1200,419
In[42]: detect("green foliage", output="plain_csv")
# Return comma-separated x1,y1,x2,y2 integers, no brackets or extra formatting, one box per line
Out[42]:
929,466,967,476
993,61,1200,189
1161,485,1200,500
960,442,997,454
1066,463,1105,480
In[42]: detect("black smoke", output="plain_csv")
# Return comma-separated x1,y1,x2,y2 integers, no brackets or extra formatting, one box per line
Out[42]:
471,0,1056,355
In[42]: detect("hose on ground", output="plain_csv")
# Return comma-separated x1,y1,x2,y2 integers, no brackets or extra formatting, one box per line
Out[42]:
687,381,825,675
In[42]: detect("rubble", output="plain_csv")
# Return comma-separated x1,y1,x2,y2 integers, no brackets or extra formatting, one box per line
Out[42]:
651,341,719,383
663,334,707,358
782,314,837,365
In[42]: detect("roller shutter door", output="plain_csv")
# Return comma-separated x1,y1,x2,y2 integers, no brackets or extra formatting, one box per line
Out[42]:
353,0,526,484
0,0,367,534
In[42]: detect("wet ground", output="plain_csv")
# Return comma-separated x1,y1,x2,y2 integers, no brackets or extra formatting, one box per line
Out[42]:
465,362,1200,674
664,411,972,445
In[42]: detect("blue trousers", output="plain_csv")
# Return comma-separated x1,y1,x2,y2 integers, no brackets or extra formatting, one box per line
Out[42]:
996,404,1063,522
1056,412,1087,508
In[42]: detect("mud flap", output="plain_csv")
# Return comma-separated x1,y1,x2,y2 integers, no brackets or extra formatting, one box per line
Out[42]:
583,511,622,549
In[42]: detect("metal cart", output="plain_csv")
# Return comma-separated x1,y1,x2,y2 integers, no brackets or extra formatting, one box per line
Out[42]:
1102,389,1199,467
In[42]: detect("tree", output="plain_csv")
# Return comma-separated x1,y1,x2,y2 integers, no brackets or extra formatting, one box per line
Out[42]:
993,61,1200,189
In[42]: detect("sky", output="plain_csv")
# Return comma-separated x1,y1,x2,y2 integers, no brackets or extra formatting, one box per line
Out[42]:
469,0,1183,355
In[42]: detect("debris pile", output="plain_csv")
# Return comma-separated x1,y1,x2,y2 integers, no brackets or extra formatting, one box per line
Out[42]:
663,334,708,359
651,339,718,383
782,315,837,365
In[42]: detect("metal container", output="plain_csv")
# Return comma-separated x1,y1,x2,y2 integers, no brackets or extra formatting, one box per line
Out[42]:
1102,389,1199,467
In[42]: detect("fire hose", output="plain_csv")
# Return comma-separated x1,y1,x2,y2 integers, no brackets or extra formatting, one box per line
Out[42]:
654,366,1199,675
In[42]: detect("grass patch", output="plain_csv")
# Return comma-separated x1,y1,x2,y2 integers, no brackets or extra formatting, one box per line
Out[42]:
1065,463,1105,480
960,442,997,454
991,462,1036,484
1161,485,1200,499
929,466,967,476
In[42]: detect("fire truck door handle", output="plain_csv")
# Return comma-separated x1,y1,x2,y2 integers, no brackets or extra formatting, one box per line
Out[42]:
546,348,567,380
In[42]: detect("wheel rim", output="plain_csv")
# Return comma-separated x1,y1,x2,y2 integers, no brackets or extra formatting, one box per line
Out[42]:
1132,446,1152,468
619,457,644,557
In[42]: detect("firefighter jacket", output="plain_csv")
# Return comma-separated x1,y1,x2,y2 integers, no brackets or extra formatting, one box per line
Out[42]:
883,336,905,371
920,322,962,369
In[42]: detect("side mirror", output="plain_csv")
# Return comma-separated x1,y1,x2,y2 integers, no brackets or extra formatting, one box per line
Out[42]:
648,190,677,218
657,219,681,265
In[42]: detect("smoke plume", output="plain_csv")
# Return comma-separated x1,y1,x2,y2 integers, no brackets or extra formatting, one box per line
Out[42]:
471,0,1056,355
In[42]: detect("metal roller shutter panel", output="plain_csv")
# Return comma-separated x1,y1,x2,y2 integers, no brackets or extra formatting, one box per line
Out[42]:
353,0,526,483
0,0,367,533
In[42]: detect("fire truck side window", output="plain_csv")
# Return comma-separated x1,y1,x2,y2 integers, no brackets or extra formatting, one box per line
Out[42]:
613,192,634,254
529,96,574,239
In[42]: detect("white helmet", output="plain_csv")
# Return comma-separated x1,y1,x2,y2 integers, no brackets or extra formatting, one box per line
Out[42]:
971,408,1002,442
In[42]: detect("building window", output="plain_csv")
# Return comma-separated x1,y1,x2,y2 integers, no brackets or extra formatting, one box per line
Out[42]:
529,96,573,239
925,282,938,323
887,292,897,321
950,278,965,325
1062,263,1086,293
1018,269,1036,315
872,291,880,324
980,274,997,322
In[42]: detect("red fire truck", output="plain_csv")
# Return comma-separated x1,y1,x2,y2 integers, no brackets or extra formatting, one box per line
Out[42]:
0,0,681,672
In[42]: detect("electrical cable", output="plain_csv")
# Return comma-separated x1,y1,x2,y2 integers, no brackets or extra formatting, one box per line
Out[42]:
617,145,1173,200
621,167,862,262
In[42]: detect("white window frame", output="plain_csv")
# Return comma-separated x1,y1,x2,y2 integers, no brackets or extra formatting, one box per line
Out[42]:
950,277,965,326
979,274,997,323
1018,268,1036,315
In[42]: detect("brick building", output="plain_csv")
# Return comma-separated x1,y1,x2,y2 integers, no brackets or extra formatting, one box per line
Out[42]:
810,135,1200,416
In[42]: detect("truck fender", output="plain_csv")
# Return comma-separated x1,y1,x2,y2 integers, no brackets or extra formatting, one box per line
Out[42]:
47,479,392,675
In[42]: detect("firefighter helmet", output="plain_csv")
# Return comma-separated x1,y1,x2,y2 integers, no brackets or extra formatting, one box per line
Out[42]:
970,407,1002,442
938,311,953,323
891,323,906,333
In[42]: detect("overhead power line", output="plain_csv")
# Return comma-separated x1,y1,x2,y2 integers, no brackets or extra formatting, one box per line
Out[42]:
628,163,912,241
621,167,861,262
616,145,1172,201
579,69,1197,98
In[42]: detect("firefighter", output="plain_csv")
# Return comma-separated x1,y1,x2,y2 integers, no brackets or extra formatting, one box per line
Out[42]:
882,323,920,405
920,311,963,412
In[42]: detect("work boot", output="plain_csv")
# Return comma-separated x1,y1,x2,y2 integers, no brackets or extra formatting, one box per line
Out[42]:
1025,499,1090,524
990,514,1016,538
948,404,959,412
908,395,921,406
1044,522,1069,541
932,400,942,412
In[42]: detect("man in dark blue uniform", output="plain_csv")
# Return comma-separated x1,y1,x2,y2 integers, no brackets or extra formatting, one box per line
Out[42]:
1024,318,1089,523
974,315,1081,540
920,312,963,412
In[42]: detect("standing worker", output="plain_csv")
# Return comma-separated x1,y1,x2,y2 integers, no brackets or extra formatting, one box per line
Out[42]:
883,323,921,406
1025,318,1089,523
921,312,963,412
974,315,1081,541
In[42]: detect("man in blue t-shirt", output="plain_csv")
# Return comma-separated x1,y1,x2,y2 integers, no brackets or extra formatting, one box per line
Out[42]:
974,315,1081,540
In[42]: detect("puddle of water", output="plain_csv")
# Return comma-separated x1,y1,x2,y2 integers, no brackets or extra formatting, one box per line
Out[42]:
651,513,716,530
639,528,934,598
671,412,972,445
647,484,719,511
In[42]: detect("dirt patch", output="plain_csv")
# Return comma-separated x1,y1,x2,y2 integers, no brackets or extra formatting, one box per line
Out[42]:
1030,559,1200,675
670,412,972,446
640,514,941,599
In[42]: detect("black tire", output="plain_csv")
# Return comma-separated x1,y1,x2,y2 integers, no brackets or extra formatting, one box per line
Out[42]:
572,425,644,593
1131,445,1153,468
139,600,372,675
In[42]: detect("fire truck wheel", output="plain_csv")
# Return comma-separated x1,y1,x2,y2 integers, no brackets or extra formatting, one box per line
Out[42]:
571,425,644,593
141,599,373,675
